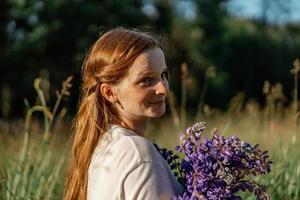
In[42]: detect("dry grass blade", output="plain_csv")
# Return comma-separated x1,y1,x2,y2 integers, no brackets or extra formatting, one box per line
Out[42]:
0,76,72,200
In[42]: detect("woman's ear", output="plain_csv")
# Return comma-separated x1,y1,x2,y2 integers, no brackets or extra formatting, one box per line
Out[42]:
100,83,118,103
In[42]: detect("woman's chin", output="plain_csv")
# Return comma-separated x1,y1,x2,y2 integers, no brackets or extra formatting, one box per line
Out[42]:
147,106,166,118
153,111,165,118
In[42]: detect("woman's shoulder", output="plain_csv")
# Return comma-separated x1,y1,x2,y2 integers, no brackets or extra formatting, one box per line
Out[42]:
90,125,166,176
110,125,161,163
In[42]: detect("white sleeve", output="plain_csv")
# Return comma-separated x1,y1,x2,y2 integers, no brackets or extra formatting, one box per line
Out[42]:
123,161,176,200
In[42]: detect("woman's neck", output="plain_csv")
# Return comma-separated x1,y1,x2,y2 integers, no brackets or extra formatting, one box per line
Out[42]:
119,118,149,136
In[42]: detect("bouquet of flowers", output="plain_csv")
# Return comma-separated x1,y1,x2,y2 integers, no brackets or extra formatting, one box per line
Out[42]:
154,122,272,200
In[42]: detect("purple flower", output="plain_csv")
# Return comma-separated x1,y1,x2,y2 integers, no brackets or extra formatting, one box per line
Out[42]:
155,121,272,200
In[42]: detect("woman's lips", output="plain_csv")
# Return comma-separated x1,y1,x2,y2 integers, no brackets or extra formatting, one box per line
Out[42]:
148,100,164,105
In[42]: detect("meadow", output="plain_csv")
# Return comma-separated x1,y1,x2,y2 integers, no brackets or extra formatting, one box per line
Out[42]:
0,63,299,200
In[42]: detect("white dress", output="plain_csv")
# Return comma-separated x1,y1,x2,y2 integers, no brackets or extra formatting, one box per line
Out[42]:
87,125,184,200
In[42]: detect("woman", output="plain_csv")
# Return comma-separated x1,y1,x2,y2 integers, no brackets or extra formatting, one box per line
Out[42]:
64,27,183,200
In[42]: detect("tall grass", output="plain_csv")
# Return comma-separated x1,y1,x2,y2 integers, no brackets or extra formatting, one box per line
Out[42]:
0,60,299,199
0,76,72,200
149,60,299,200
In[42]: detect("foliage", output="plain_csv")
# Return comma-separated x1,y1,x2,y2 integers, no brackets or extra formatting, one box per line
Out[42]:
0,76,72,200
1,0,300,116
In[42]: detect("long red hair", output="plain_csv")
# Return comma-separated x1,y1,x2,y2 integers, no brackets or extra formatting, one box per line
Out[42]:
64,28,162,200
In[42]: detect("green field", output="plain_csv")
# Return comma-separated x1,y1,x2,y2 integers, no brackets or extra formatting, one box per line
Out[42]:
0,76,299,200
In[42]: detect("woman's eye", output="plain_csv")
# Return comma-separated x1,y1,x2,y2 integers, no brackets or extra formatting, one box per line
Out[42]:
143,77,152,83
140,77,153,85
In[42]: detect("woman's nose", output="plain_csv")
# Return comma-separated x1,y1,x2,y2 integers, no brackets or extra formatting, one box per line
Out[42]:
155,80,169,95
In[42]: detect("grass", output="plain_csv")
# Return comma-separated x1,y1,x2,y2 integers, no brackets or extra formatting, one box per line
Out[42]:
0,77,72,200
1,107,299,199
0,60,299,199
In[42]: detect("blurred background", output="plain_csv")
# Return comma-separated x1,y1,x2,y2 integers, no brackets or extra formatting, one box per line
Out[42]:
1,0,300,117
0,0,299,199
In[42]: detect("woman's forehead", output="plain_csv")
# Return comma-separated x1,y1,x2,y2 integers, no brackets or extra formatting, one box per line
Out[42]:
129,48,167,75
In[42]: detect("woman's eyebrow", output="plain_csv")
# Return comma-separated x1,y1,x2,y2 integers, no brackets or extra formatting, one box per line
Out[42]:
137,67,168,76
137,71,156,77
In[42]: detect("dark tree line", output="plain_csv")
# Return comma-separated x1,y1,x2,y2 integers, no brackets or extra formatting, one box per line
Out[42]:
1,0,300,118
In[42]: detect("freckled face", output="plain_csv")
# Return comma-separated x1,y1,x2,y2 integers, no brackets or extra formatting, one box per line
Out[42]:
114,47,169,122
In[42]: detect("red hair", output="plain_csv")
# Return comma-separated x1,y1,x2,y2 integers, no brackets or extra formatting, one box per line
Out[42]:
64,28,162,200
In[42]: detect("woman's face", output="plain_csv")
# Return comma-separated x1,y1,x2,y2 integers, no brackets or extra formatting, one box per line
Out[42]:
114,47,169,122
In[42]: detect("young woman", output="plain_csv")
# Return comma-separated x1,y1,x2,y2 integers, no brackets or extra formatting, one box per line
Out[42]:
64,28,183,200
